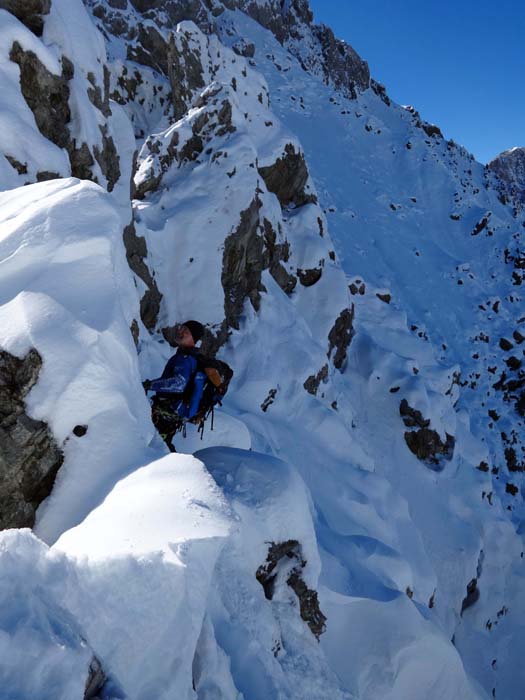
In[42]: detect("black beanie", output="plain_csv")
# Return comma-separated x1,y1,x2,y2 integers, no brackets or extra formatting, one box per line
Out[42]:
183,320,204,343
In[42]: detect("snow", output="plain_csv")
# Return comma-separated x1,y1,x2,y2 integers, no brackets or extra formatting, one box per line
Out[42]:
0,179,155,543
55,454,232,700
0,11,70,188
0,529,95,700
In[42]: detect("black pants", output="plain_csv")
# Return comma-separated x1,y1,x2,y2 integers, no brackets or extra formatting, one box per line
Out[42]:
151,396,185,452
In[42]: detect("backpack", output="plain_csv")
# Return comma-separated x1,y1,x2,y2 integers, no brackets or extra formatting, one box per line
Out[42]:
196,359,234,434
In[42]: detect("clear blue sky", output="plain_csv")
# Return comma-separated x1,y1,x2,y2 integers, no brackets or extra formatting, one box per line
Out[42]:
308,0,524,163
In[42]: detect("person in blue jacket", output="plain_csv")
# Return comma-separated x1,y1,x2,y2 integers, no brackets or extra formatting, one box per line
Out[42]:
143,320,224,451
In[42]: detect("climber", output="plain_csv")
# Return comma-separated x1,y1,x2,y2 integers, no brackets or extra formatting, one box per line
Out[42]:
143,320,232,452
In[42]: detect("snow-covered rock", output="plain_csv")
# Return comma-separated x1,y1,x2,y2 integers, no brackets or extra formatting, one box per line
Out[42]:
0,178,154,541
488,146,525,210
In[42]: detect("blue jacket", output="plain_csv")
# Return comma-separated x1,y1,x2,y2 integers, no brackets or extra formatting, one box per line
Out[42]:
150,349,206,419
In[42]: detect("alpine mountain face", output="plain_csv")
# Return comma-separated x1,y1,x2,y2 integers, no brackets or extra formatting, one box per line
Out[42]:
0,1,524,699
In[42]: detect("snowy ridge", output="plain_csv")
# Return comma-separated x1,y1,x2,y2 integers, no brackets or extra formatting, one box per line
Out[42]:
0,0,524,699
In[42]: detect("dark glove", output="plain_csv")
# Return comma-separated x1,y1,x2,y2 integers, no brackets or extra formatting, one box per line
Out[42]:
142,379,152,392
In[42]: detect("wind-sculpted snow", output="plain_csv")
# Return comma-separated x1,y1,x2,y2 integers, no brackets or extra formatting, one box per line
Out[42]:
0,179,154,542
0,529,99,700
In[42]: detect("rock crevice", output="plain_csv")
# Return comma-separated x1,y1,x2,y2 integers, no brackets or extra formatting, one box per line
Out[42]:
0,348,63,530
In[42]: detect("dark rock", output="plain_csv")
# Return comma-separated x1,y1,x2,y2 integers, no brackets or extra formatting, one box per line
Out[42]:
421,122,443,139
69,142,95,182
488,147,525,211
370,79,390,106
9,40,116,187
232,38,255,58
256,540,326,639
349,280,365,295
93,125,121,192
87,67,111,118
123,222,162,330
327,306,355,370
376,292,391,304
471,214,490,236
499,337,514,352
513,330,525,344
4,154,27,175
309,22,370,98
400,399,430,429
404,428,454,466
166,28,206,119
127,23,171,74
258,143,317,208
261,388,277,412
178,134,204,162
297,267,322,287
503,445,518,472
130,319,140,347
304,364,329,396
516,392,525,417
505,356,522,371
256,540,302,600
73,425,88,438
10,41,72,149
287,569,326,640
84,656,106,700
0,0,51,36
0,348,63,530
221,197,264,330
400,399,454,465
261,219,297,295
461,578,479,615
36,170,60,182
506,482,519,496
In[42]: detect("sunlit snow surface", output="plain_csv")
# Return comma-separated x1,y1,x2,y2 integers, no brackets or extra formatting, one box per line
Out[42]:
0,1,524,699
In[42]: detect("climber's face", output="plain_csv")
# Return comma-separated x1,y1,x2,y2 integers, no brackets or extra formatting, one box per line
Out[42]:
175,324,195,348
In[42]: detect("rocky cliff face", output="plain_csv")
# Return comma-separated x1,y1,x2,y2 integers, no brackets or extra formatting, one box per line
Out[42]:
0,349,63,529
86,0,369,110
488,147,525,211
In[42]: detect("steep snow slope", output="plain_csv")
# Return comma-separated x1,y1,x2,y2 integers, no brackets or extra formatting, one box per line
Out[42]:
1,0,524,698
0,178,155,542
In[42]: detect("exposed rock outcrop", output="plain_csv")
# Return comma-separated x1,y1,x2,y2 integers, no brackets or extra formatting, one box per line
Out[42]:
84,656,106,700
256,540,326,639
10,41,72,150
222,196,264,330
400,399,455,466
297,266,322,287
258,143,317,208
0,0,51,36
262,218,297,294
327,306,354,370
123,222,162,330
488,147,525,210
87,0,370,114
9,39,120,190
0,349,63,530
303,363,328,396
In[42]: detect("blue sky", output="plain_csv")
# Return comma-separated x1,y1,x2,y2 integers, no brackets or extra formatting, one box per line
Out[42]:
308,0,524,163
